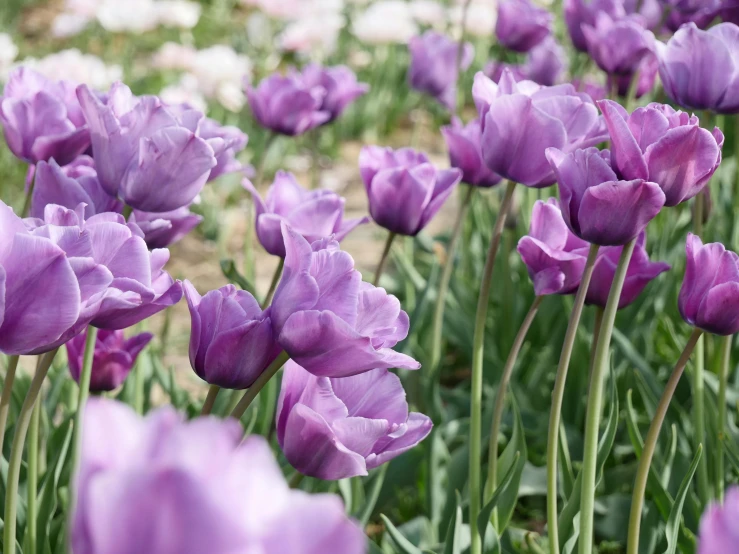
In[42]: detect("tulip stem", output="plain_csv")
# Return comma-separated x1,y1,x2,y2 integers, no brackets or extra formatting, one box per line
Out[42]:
469,180,516,554
716,334,733,502
201,384,221,416
625,328,703,554
20,166,36,217
262,258,284,308
121,204,133,220
546,243,600,554
3,349,58,554
373,232,397,287
0,355,20,456
310,129,321,189
231,351,290,420
27,399,41,554
578,238,636,554
454,0,473,116
485,296,543,507
254,132,277,188
70,327,99,493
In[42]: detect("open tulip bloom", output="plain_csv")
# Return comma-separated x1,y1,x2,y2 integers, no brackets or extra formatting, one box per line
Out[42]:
496,0,553,53
441,118,503,188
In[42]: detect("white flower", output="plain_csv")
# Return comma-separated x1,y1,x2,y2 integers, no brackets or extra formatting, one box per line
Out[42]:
409,0,446,27
160,73,209,113
154,0,202,29
242,0,343,19
64,0,103,17
352,1,418,45
14,49,122,89
96,0,159,32
449,1,497,38
279,13,343,55
245,12,273,49
52,12,93,37
151,42,198,70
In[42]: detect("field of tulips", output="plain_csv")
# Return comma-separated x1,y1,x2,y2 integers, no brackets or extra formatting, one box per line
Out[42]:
2,0,739,553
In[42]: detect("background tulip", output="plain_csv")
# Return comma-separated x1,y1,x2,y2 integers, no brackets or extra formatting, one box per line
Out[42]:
698,486,739,554
608,52,658,100
276,362,433,479
129,207,203,249
359,145,462,235
496,0,553,53
441,118,502,188
299,64,369,123
66,328,153,391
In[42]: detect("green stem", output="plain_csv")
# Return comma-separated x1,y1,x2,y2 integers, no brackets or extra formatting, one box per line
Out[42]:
262,258,284,309
454,0,473,116
310,129,321,189
3,349,58,554
231,351,290,420
360,464,389,526
133,355,145,415
469,180,517,554
201,384,221,416
0,355,20,456
578,238,637,554
373,232,397,286
27,400,41,554
485,295,543,506
625,328,703,554
121,204,133,220
588,308,605,380
254,132,277,188
716,334,733,502
21,165,36,217
546,243,600,554
70,327,99,488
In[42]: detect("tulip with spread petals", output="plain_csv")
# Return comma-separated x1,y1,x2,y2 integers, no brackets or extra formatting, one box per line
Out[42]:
71,399,366,554
678,234,739,335
66,328,153,392
441,118,503,188
129,207,203,249
77,82,217,212
599,100,724,206
408,31,474,110
359,146,462,235
199,116,248,181
0,67,89,165
698,486,739,554
243,171,368,258
276,362,433,479
271,225,419,377
496,0,553,53
547,147,665,245
299,64,369,123
473,70,608,187
184,281,281,389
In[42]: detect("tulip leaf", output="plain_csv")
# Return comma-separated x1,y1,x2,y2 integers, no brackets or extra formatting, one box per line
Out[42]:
360,465,389,526
442,491,463,554
381,514,424,554
721,432,739,474
664,445,702,554
478,451,520,542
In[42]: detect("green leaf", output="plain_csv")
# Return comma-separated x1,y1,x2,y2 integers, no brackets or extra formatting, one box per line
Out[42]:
360,465,389,526
478,452,520,541
381,514,424,554
664,445,703,554
442,491,463,554
367,541,385,554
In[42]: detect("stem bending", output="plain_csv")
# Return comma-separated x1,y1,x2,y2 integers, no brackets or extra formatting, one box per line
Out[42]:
231,351,290,420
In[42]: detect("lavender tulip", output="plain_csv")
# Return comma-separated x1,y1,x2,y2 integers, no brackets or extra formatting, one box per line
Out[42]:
698,486,739,554
547,147,665,245
600,100,724,206
359,146,462,235
664,1,721,30
408,31,474,110
271,224,419,377
66,328,153,391
517,198,589,296
496,0,553,53
658,23,739,114
184,281,281,389
199,116,248,181
77,82,216,212
246,73,330,136
0,67,89,165
243,171,368,258
129,207,203,249
484,37,568,87
299,64,369,123
473,70,608,187
71,399,366,554
276,362,433,479
572,78,608,102
678,234,739,335
608,52,659,100
441,118,503,188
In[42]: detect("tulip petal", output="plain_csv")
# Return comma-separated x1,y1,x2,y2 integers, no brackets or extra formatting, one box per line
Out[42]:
330,368,409,425
697,282,739,336
599,99,649,181
366,412,433,469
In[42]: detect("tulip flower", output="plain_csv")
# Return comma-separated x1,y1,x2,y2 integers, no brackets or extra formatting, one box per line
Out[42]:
271,225,419,377
441,118,503,188
608,52,659,100
246,72,330,136
485,37,567,87
473,70,608,187
129,207,203,249
184,281,281,389
664,1,722,31
0,67,89,165
408,31,474,110
572,78,608,103
276,362,433,479
547,147,665,245
678,234,739,335
599,100,724,206
66,328,153,391
359,146,462,235
198,116,248,181
243,172,368,258
77,82,217,212
698,486,739,554
496,0,553,53
517,198,589,296
71,399,366,554
658,23,739,114
298,64,369,123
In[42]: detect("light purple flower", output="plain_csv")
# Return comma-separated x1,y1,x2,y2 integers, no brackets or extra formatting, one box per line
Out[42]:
664,1,722,31
441,118,503,188
276,362,432,479
299,64,369,123
71,398,366,554
496,0,553,53
582,12,656,80
271,224,420,377
129,207,203,249
698,485,739,553
243,171,368,258
66,328,153,392
572,78,608,103
607,52,659,100
485,37,568,87
198,116,248,181
359,146,462,235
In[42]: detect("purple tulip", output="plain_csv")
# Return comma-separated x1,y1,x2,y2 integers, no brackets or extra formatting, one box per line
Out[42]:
66,328,153,392
658,23,739,114
243,171,368,258
522,37,569,86
184,281,281,389
473,70,608,187
198,117,248,181
271,224,419,377
298,64,369,123
77,82,217,212
698,486,739,554
359,146,462,235
0,67,90,165
276,362,432,479
586,233,670,308
664,0,721,30
408,31,474,110
71,398,366,554
246,73,330,136
572,78,608,102
441,118,503,188
599,100,724,207
496,0,553,53
517,198,590,296
678,234,739,335
607,52,659,100
547,147,665,245
484,62,528,85
129,207,203,249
